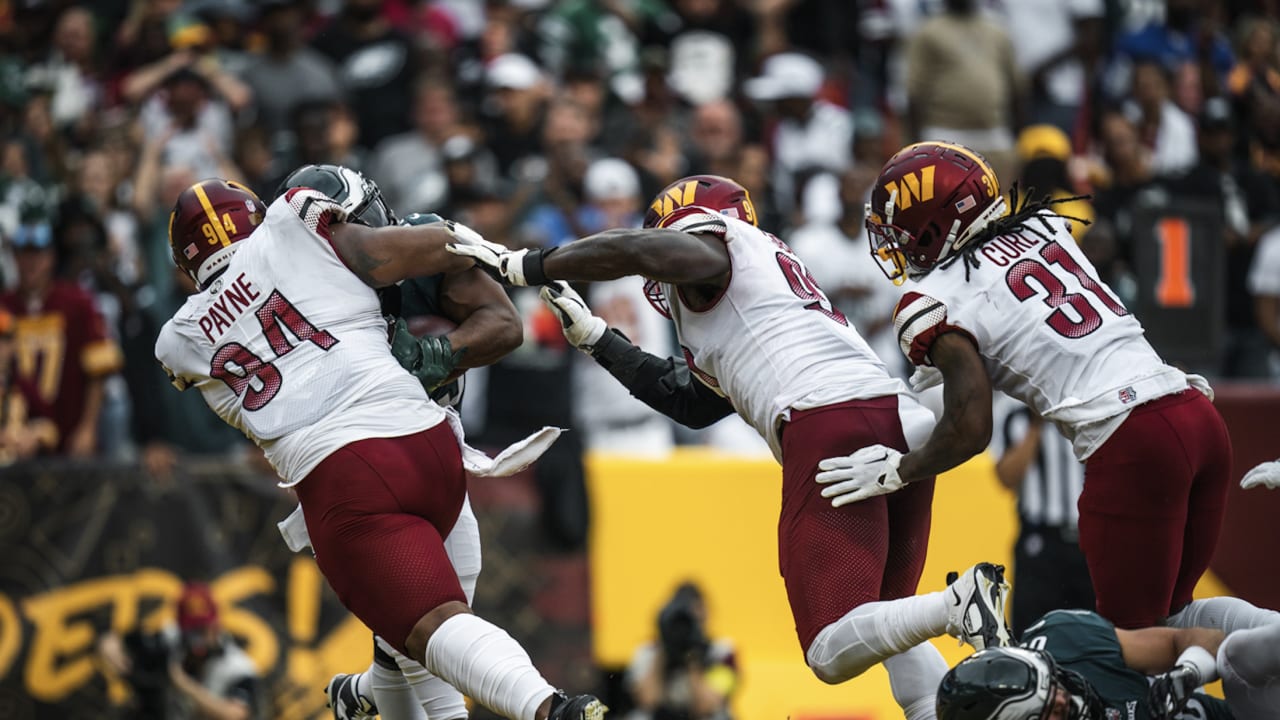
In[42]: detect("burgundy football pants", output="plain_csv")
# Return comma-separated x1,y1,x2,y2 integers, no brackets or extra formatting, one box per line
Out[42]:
1078,389,1231,629
294,422,468,656
780,396,936,652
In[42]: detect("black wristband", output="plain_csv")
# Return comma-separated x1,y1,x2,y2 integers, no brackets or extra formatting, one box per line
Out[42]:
521,246,557,285
588,327,633,369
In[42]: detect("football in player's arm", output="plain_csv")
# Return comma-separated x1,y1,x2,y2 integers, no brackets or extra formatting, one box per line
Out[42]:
384,212,522,394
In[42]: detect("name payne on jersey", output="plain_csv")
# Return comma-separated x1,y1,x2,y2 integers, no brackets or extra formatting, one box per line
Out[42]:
198,272,262,344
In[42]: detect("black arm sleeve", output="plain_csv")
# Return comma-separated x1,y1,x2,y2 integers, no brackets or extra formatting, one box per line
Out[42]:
588,328,735,429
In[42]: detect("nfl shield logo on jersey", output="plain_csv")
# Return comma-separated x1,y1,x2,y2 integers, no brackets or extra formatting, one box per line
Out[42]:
1118,387,1137,404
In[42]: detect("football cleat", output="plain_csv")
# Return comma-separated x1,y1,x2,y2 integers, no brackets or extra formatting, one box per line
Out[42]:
944,563,1013,651
325,672,377,720
548,690,608,720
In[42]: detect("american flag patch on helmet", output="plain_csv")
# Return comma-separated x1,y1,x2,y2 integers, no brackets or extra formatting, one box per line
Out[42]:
955,195,977,213
183,243,199,259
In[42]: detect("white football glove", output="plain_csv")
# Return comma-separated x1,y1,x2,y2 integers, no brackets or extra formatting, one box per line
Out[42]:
1241,460,1280,490
816,444,906,507
443,220,535,286
909,365,944,392
540,282,607,350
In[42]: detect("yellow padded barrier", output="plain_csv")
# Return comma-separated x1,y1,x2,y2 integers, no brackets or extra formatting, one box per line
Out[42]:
587,448,1013,720
588,448,1231,720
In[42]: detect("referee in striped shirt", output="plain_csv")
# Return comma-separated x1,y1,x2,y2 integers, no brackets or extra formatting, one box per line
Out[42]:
991,393,1096,636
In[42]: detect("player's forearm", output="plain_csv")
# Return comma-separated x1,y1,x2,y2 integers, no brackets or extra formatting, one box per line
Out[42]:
898,415,988,482
588,329,735,429
1117,626,1224,675
900,383,991,480
445,305,522,367
1171,628,1225,666
437,267,523,366
333,223,474,287
543,229,728,284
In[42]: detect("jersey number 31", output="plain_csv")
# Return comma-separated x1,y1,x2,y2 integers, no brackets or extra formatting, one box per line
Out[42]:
1005,243,1127,338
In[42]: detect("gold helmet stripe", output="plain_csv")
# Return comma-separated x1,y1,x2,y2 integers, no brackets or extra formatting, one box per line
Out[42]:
192,182,232,247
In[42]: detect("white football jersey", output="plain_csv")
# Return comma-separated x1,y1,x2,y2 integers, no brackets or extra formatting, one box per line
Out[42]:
658,207,907,460
893,212,1197,460
156,188,445,485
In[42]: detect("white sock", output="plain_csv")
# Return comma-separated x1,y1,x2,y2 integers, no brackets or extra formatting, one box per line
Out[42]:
1219,624,1280,720
1165,597,1280,634
883,643,946,720
370,660,428,720
806,592,950,683
423,613,555,720
396,644,469,720
353,669,372,702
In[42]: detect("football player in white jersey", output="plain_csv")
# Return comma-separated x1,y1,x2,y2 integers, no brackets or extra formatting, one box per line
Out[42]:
154,178,604,720
447,173,1013,720
266,164,522,720
815,141,1233,634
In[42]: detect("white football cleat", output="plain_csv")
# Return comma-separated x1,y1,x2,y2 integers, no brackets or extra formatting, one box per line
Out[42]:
944,563,1013,650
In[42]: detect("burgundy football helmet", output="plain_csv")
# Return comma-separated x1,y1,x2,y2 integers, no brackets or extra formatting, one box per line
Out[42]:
865,142,1007,283
643,174,758,229
641,174,757,317
169,179,267,290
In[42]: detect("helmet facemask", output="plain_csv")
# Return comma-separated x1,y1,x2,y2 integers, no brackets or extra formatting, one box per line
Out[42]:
347,173,396,228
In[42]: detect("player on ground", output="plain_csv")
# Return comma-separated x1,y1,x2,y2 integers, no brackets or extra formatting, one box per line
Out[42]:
936,607,1280,719
447,173,1012,720
267,164,521,720
814,141,1231,631
155,178,604,720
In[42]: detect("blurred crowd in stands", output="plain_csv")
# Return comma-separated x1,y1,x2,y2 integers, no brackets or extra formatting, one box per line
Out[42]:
2,0,1280,470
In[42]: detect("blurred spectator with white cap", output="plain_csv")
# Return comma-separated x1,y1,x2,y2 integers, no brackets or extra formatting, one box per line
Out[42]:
568,158,677,455
905,0,1023,183
744,51,851,219
482,52,550,177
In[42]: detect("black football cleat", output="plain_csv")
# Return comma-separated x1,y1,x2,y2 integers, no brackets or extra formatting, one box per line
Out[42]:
548,690,608,720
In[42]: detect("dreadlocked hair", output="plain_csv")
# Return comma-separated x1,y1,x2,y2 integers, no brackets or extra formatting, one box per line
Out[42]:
938,182,1093,281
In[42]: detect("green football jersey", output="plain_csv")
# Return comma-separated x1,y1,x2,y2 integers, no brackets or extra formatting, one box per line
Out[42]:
1020,610,1233,720
399,274,445,319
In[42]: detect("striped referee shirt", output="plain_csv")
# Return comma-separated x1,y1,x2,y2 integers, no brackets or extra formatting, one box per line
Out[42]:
990,392,1084,532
